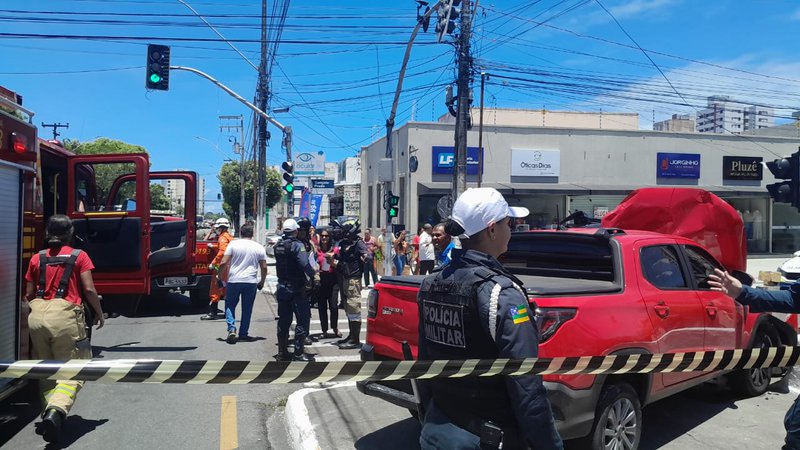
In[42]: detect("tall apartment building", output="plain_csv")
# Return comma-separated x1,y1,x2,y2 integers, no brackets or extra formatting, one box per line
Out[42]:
163,174,205,215
696,96,774,134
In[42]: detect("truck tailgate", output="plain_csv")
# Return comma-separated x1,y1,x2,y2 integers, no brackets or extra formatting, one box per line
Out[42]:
366,276,425,361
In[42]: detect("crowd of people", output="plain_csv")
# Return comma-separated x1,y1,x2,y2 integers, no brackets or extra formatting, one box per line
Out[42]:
198,214,460,361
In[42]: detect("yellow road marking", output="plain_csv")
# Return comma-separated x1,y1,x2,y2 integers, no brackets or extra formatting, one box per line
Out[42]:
220,396,238,450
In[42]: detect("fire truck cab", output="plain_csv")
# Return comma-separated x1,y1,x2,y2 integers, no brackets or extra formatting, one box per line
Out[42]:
0,86,198,399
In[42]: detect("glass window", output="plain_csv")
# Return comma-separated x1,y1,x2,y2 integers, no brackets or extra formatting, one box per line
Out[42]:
74,162,136,212
683,245,722,290
640,245,687,289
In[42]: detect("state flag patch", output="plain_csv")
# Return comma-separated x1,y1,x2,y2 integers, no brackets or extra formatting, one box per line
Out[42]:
510,304,530,324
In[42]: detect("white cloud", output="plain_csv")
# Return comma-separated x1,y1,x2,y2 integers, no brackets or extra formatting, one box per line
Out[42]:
579,57,800,129
609,0,677,19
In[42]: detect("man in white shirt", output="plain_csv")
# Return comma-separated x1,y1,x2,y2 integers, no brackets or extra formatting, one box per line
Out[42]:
418,223,436,275
219,223,268,344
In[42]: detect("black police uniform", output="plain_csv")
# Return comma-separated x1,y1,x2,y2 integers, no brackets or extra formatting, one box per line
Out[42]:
417,248,563,450
274,232,316,361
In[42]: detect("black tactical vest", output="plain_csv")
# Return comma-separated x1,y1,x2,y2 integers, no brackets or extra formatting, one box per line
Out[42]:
417,263,517,426
337,239,363,278
274,236,307,287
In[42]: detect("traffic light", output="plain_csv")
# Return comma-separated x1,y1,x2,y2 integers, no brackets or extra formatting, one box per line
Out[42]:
146,44,170,91
766,150,800,208
435,0,461,42
384,191,400,219
281,161,294,194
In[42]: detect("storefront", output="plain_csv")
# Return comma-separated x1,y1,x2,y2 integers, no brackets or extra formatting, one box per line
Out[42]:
361,121,800,253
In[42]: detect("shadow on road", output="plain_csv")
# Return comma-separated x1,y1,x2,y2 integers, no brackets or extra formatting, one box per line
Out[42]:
91,341,198,358
0,382,41,447
48,415,109,449
101,292,206,319
355,417,422,450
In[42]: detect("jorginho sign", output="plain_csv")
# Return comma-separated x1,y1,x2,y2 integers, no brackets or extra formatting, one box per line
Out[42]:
657,152,700,179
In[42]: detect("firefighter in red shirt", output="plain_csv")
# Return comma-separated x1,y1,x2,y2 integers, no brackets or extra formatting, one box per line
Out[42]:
24,215,104,445
201,217,234,320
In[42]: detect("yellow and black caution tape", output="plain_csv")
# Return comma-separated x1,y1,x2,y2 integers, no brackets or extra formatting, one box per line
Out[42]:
1,346,798,385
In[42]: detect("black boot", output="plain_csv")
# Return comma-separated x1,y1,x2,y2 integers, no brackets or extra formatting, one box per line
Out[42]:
275,335,292,361
38,408,64,444
200,303,220,320
338,321,361,350
335,326,351,345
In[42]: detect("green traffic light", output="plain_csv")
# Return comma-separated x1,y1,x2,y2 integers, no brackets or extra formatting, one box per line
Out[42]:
285,184,294,193
150,73,162,83
389,207,399,218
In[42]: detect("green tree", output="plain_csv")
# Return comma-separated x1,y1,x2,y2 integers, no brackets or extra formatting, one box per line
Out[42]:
63,138,147,205
150,183,170,210
217,162,283,229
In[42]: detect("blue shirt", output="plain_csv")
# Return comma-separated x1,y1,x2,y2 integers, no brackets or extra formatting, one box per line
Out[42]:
438,241,455,266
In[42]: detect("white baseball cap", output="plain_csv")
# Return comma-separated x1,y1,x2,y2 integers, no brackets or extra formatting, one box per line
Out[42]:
282,218,299,232
214,217,230,228
451,188,529,238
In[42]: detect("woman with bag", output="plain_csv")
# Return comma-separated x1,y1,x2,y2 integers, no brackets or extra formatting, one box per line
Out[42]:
315,229,341,338
24,215,105,445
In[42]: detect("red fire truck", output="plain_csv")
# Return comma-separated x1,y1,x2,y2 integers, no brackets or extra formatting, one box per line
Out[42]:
0,86,200,399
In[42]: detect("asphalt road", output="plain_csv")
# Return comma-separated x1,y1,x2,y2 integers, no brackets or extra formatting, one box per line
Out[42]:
0,275,364,450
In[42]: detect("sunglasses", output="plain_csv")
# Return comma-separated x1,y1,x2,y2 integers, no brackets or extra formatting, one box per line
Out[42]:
320,235,330,238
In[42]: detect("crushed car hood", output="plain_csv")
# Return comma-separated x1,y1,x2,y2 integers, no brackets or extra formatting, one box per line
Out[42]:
601,188,746,272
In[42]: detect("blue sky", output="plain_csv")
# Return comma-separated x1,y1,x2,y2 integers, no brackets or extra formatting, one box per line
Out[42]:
2,0,799,212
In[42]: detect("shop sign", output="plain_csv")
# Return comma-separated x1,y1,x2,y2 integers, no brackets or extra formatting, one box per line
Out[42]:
294,151,325,177
431,146,483,175
722,156,762,181
511,149,560,177
657,152,700,178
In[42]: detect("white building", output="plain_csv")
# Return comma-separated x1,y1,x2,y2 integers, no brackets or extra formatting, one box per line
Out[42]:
197,176,205,215
696,96,774,134
361,117,800,253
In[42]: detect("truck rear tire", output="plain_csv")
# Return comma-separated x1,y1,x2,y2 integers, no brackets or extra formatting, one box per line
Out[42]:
190,289,210,308
730,327,778,397
585,382,642,450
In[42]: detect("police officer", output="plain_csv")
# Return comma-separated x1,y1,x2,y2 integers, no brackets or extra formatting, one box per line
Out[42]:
710,269,800,450
24,215,105,444
417,188,562,450
274,218,317,361
334,219,368,350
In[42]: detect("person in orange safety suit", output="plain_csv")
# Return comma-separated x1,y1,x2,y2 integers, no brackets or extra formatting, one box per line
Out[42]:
201,217,234,320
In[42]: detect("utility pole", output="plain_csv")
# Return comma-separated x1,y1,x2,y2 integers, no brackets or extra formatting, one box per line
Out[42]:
255,0,270,245
452,0,473,200
220,115,246,231
477,71,486,188
41,122,69,141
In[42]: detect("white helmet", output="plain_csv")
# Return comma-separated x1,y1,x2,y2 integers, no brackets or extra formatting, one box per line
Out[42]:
214,217,231,229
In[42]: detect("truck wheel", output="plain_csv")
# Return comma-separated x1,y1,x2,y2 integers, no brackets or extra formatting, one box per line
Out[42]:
586,382,642,450
189,290,210,308
730,327,778,397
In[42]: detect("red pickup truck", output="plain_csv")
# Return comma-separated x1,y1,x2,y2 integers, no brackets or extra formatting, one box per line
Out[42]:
358,188,796,449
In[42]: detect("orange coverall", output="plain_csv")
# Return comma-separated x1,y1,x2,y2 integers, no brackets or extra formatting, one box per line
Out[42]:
209,231,233,303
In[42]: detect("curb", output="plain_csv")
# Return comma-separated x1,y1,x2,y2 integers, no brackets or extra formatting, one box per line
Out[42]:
285,382,354,450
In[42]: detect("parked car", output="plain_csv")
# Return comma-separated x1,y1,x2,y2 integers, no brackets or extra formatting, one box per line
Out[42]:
778,251,800,284
265,233,281,257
